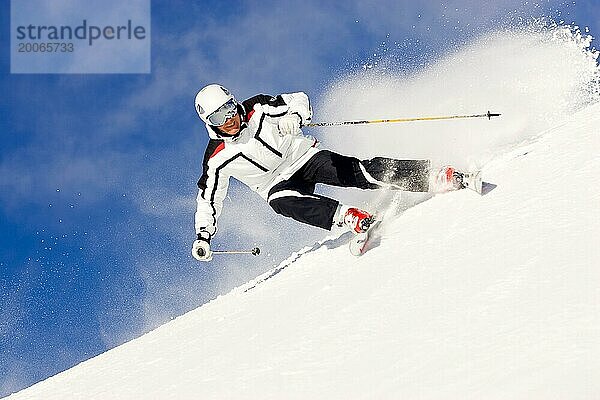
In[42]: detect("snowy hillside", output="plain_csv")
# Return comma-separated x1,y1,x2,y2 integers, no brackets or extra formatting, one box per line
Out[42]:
8,97,600,398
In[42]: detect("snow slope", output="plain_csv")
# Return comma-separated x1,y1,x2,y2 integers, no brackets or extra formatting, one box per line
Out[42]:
7,99,600,398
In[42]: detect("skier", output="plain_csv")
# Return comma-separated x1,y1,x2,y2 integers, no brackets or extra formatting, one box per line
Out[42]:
191,84,465,261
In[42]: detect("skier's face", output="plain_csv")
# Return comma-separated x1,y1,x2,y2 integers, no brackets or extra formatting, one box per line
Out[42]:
218,113,241,135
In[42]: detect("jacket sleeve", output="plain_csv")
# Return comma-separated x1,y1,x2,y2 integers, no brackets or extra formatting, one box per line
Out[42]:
195,140,230,240
280,92,312,126
242,92,312,125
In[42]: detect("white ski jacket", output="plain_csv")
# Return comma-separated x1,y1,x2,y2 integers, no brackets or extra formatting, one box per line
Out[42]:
194,92,319,239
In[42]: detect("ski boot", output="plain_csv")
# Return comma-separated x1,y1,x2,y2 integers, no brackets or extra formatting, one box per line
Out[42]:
434,166,467,191
341,207,375,234
435,166,483,194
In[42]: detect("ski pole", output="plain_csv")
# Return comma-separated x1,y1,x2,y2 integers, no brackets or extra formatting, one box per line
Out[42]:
211,247,261,256
306,111,501,128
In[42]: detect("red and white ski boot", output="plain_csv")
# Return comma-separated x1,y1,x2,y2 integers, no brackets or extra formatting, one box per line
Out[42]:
342,207,375,234
340,207,381,256
434,166,467,192
434,166,483,194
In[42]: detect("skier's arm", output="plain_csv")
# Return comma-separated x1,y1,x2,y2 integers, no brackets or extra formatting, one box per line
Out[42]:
195,169,230,241
242,92,313,126
280,92,312,126
194,140,230,242
192,168,229,263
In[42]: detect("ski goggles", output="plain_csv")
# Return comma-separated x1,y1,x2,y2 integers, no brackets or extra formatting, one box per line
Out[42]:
207,99,238,126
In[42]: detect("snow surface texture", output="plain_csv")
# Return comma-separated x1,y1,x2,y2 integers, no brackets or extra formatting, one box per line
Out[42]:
8,25,600,400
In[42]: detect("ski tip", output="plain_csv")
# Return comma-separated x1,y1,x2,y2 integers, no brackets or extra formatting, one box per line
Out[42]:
474,171,483,195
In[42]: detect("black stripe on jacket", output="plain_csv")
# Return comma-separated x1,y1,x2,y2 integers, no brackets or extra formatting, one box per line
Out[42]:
198,151,270,227
242,94,287,114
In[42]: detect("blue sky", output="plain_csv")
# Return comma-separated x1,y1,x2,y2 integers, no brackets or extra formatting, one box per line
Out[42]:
1,0,599,396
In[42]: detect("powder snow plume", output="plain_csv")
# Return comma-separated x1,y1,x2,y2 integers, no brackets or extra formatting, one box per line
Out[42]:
316,22,600,171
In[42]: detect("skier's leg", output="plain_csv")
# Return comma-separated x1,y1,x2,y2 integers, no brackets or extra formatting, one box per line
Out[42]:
267,178,339,230
298,150,377,189
360,157,431,192
268,159,378,233
298,150,431,192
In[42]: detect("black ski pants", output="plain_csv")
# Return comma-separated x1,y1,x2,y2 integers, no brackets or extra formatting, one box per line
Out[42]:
267,150,430,230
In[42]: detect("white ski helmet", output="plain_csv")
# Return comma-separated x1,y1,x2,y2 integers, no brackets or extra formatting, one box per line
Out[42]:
194,84,237,125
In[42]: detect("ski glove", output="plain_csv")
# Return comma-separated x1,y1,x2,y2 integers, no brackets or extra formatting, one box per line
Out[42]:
278,113,302,136
192,233,212,262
